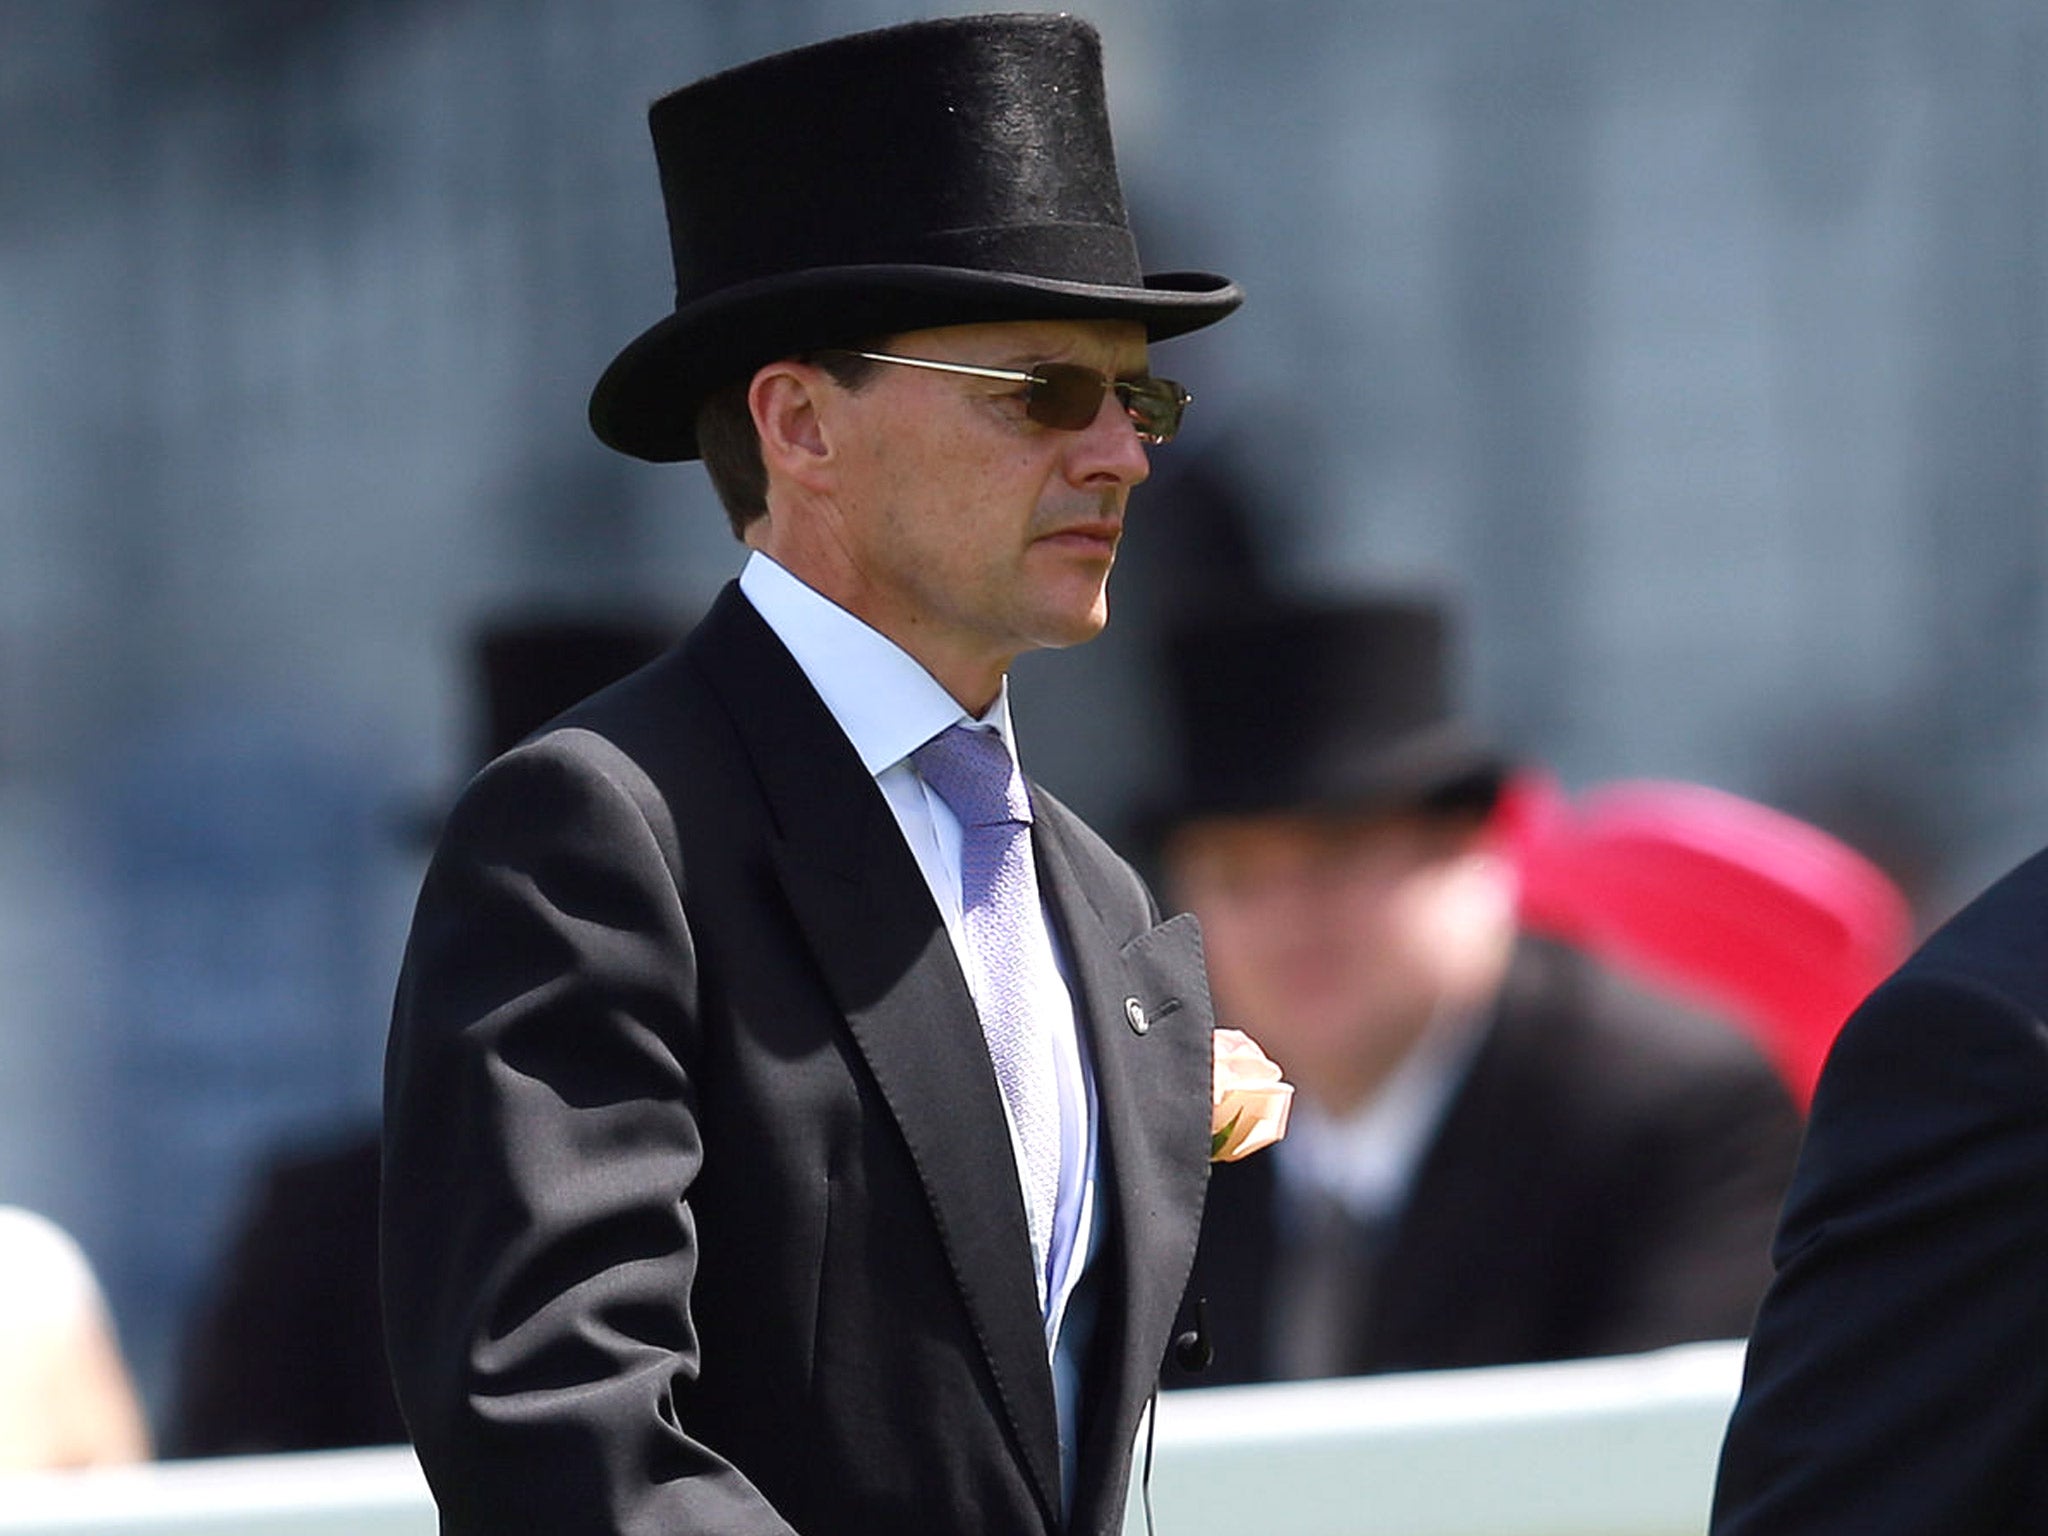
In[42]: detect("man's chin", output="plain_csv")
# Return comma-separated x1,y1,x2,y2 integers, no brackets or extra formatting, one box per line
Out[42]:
1034,598,1112,651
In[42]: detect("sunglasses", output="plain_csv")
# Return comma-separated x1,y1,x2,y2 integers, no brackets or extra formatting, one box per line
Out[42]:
827,349,1192,444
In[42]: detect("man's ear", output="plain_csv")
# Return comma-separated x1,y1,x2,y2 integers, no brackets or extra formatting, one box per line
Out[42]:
750,362,834,493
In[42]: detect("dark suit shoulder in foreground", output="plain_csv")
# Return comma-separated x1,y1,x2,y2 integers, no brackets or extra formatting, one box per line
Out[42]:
1712,848,2048,1536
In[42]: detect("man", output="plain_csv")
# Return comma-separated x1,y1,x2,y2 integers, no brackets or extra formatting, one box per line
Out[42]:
381,16,1240,1536
1153,595,1804,1384
1710,853,2048,1534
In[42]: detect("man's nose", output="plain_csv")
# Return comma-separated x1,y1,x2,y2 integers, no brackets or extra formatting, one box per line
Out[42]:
1065,389,1152,488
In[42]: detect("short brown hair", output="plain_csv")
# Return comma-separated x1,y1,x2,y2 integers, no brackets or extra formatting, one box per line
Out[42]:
696,350,880,539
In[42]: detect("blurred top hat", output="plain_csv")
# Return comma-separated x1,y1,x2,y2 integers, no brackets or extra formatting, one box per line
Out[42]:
471,614,680,762
399,612,682,848
588,12,1243,463
1152,594,1510,829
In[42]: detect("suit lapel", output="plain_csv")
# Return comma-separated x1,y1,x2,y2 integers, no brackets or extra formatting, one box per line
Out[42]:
692,587,1064,1523
1032,804,1213,1532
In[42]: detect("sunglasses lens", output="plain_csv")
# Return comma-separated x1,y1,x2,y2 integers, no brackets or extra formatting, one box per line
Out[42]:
1122,378,1189,444
1023,365,1191,442
1023,364,1109,431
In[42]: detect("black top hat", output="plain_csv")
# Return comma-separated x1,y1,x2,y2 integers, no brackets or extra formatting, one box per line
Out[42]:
1153,595,1511,827
396,614,683,849
472,614,681,762
589,13,1243,463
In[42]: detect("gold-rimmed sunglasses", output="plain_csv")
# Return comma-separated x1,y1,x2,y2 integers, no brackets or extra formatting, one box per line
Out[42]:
824,349,1192,444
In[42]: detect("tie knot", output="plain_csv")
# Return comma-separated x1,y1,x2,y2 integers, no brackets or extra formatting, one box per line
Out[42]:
911,724,1033,829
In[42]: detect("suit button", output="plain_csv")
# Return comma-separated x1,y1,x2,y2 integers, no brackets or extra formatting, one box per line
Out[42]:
1125,997,1149,1034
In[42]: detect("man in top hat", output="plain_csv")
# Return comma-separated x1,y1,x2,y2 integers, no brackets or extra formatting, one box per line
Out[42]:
1152,595,1803,1385
381,16,1241,1536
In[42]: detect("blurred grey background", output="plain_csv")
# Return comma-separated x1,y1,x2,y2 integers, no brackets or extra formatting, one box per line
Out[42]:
4,0,2044,1420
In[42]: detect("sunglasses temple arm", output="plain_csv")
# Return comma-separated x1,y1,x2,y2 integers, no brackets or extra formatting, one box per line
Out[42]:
850,352,1035,385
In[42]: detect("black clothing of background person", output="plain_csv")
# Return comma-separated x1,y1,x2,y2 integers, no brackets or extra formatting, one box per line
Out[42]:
166,1132,399,1455
1169,940,1803,1385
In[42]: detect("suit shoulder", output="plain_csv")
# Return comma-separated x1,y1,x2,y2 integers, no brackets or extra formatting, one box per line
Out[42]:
1475,943,1800,1158
436,725,675,874
1811,861,2048,1136
1891,844,2048,1022
1808,845,2048,1123
430,643,731,869
1503,940,1790,1089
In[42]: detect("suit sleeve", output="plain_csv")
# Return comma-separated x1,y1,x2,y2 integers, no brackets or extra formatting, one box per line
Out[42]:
380,738,797,1536
1710,968,2048,1536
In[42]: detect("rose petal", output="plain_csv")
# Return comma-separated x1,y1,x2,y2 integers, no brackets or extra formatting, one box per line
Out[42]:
1213,1027,1285,1101
1212,1080,1293,1162
1209,1028,1293,1160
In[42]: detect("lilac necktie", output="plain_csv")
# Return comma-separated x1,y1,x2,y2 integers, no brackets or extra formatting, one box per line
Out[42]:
911,724,1061,1286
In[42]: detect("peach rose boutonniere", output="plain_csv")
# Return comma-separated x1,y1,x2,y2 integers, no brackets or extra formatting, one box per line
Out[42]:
1211,1028,1293,1162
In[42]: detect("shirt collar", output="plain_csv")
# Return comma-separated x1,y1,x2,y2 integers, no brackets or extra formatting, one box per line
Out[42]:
1274,1003,1489,1222
738,550,1017,775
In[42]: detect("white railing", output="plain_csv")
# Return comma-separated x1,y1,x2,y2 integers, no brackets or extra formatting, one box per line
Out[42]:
0,1445,433,1536
1135,1341,1741,1536
0,1341,1744,1536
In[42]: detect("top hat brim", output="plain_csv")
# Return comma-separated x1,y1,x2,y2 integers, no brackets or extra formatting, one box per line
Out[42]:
589,263,1244,463
1138,724,1514,846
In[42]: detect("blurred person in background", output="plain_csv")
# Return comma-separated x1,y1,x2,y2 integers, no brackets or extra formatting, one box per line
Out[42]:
165,614,678,1457
1155,594,1804,1385
0,1205,150,1469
